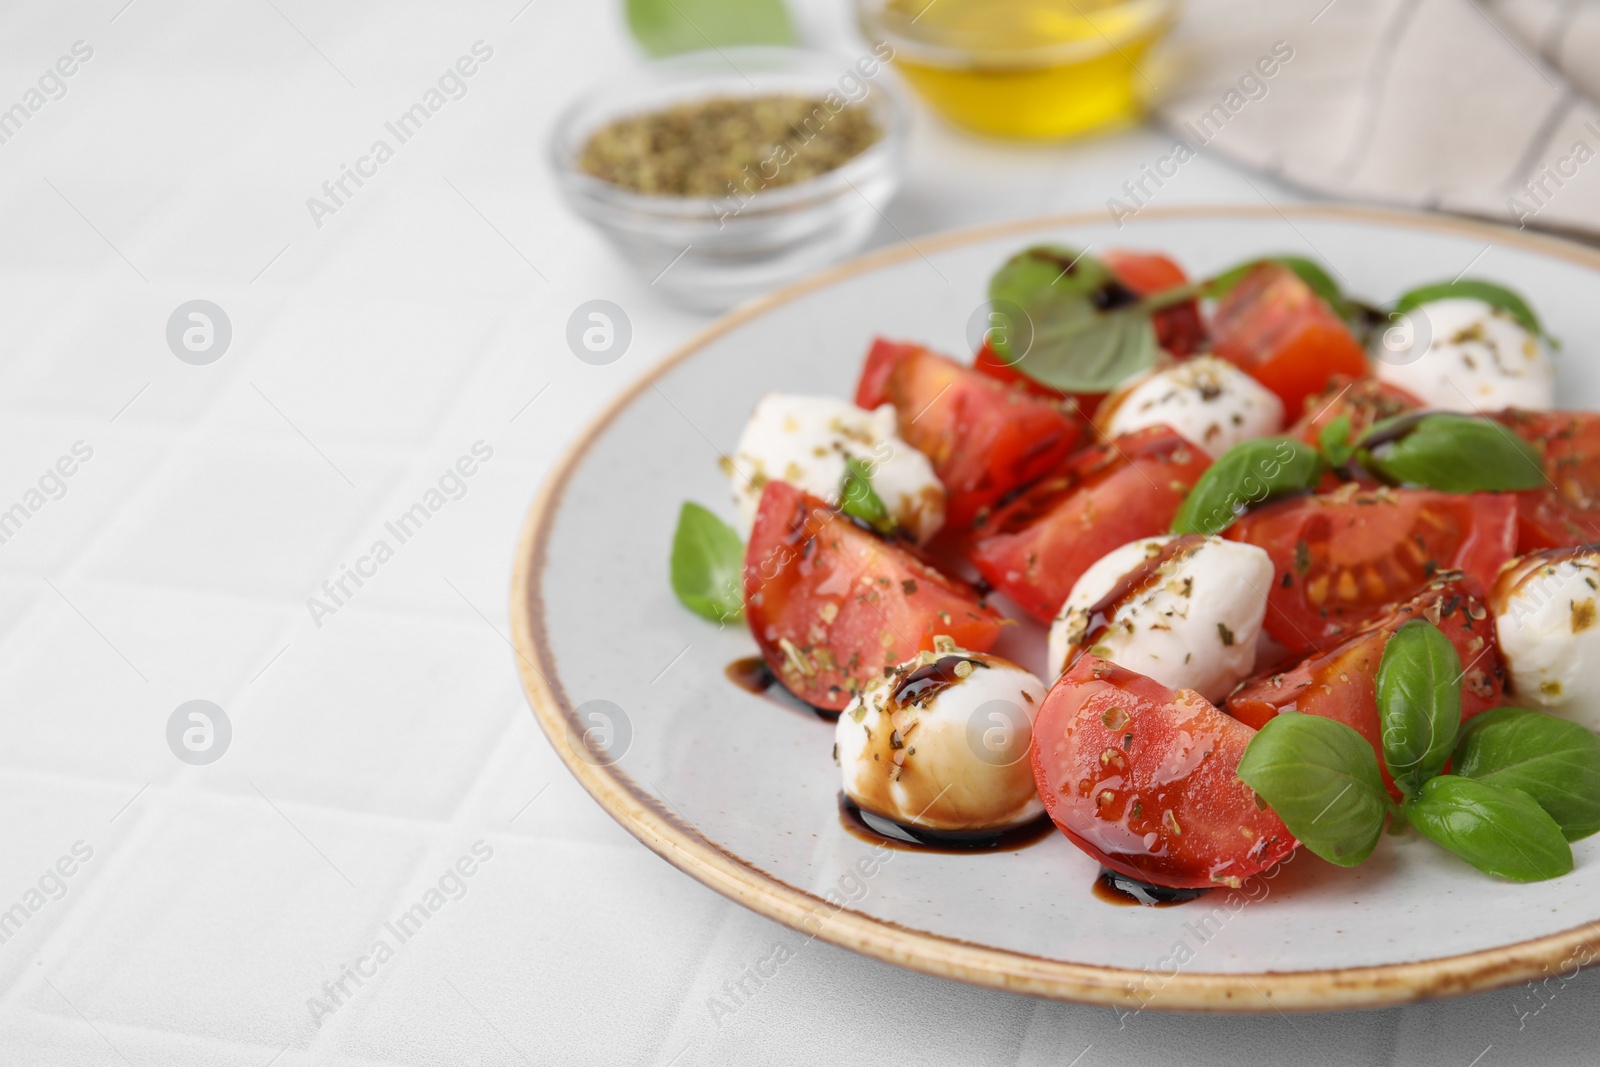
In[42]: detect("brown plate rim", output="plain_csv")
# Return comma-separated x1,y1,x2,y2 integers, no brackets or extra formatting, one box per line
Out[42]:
509,203,1600,1012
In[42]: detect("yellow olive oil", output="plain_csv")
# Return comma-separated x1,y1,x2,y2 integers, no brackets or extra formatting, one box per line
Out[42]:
879,0,1172,140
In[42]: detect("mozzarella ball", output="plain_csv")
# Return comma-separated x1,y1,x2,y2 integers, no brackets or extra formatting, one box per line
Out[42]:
836,643,1044,832
1100,356,1285,457
1376,297,1554,411
1047,535,1273,701
1491,549,1600,724
730,394,945,543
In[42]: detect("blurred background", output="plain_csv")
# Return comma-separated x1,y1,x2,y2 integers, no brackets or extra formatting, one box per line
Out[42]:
3,0,1600,1064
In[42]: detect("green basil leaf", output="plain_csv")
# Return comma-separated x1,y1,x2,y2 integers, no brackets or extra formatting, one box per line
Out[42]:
1318,413,1354,468
625,0,794,57
1236,712,1391,867
1170,436,1324,536
1358,413,1545,493
1208,255,1350,318
1453,707,1600,841
1393,278,1552,344
1375,619,1463,797
670,501,745,623
1405,776,1573,882
839,457,895,535
986,245,1160,393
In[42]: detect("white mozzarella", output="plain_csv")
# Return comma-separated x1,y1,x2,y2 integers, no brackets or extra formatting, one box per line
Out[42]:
1377,297,1554,411
729,393,945,543
1046,535,1273,701
835,643,1044,832
1101,356,1284,457
1491,549,1600,726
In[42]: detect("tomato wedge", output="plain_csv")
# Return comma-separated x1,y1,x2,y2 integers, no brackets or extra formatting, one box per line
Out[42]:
1032,656,1297,889
1101,249,1206,358
1289,374,1420,447
1212,261,1370,416
966,427,1212,623
1224,486,1517,656
856,339,1084,532
1227,574,1507,797
1492,409,1600,550
743,481,1005,710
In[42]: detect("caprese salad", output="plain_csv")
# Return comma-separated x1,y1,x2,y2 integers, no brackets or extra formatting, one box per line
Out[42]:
668,243,1600,899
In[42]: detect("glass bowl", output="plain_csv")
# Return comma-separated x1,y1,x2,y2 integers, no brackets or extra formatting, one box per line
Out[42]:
550,47,909,312
855,0,1177,140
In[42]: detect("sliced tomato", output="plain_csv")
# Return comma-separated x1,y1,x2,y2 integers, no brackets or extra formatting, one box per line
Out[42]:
1223,486,1517,656
1227,574,1507,797
1032,656,1297,889
1101,250,1206,358
743,481,1005,710
965,427,1212,623
1289,374,1421,447
856,339,1084,531
1211,261,1370,416
1492,409,1600,550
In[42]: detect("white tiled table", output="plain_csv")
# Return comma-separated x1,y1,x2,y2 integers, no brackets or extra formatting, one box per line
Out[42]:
2,1,1596,1064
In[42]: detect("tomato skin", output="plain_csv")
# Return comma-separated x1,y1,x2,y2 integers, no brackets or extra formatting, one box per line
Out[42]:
965,427,1212,623
1100,250,1206,358
1212,262,1370,416
1289,375,1421,447
1224,487,1517,656
743,482,1005,710
856,339,1085,532
1491,409,1600,551
1032,656,1297,890
1227,574,1507,797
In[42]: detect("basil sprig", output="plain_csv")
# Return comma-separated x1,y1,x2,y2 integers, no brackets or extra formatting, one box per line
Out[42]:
1393,278,1552,344
626,0,793,57
1405,776,1573,882
1356,413,1545,493
1170,436,1324,536
669,501,745,623
1240,619,1600,882
1453,707,1600,840
838,457,895,535
1375,619,1462,797
1317,414,1355,469
986,245,1161,393
1236,712,1390,866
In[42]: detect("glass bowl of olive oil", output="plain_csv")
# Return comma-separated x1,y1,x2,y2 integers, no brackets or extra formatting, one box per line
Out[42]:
856,0,1176,140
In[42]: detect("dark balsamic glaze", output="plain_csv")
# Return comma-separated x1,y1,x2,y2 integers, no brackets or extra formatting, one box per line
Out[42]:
1358,410,1432,451
1067,535,1205,668
724,657,836,721
1090,280,1141,311
1092,867,1209,907
725,656,777,695
838,793,1055,853
889,654,990,708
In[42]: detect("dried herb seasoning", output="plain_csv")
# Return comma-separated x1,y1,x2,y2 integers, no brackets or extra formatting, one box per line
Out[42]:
577,93,880,197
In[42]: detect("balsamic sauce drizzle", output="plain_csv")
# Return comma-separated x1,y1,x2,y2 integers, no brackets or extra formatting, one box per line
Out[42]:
1092,867,1209,907
838,793,1054,853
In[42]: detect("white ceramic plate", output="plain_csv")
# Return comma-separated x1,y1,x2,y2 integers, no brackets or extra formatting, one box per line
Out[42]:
512,205,1600,1012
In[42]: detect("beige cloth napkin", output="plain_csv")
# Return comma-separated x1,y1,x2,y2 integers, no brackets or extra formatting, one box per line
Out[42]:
1150,0,1600,240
